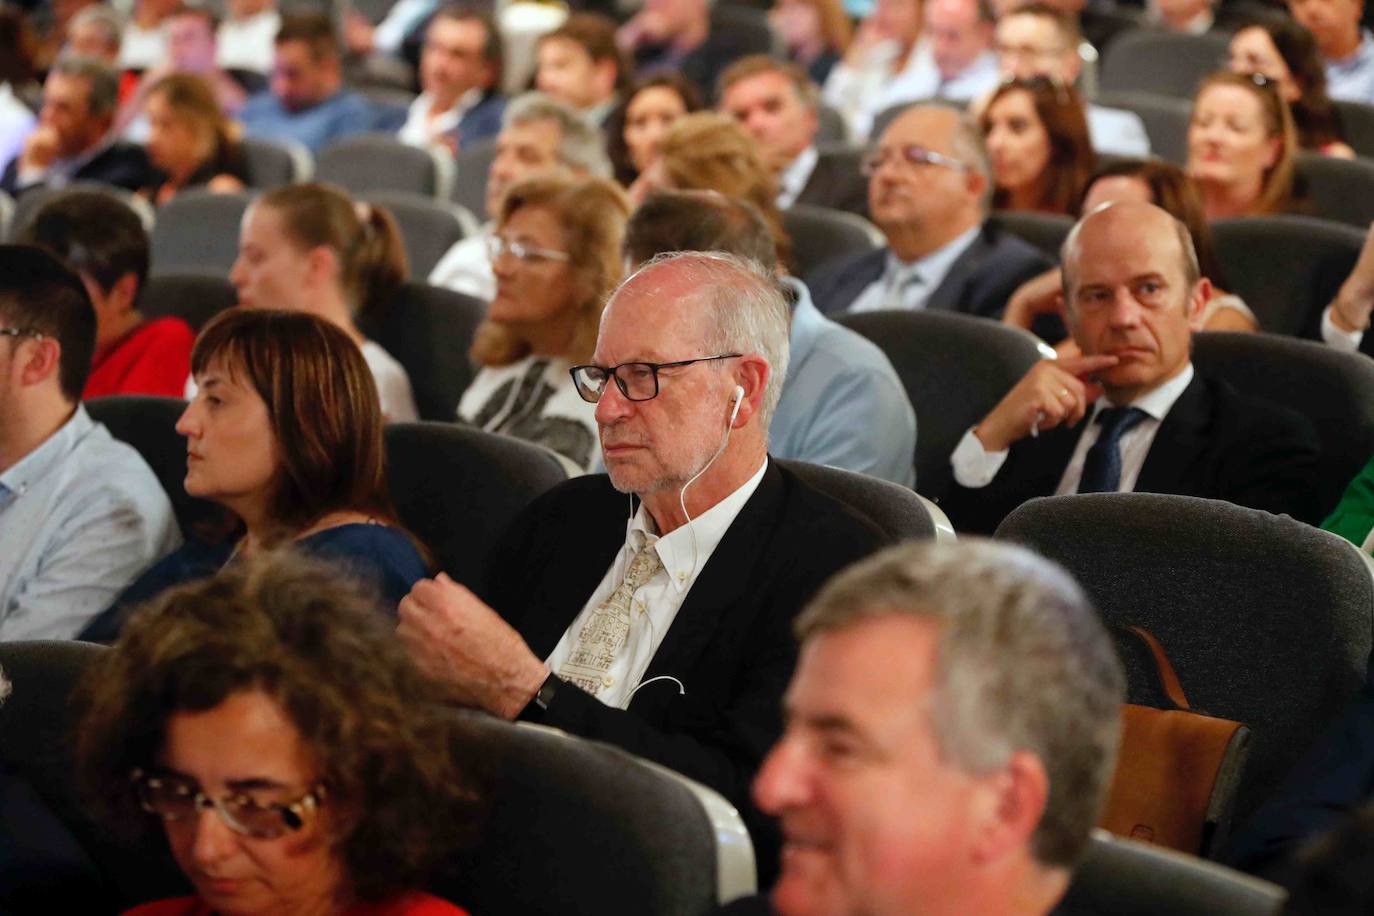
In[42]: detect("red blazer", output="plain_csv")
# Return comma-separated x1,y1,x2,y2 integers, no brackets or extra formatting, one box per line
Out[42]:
83,317,194,400
122,891,469,915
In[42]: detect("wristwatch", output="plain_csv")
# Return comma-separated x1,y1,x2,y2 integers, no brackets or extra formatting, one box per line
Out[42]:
534,673,560,711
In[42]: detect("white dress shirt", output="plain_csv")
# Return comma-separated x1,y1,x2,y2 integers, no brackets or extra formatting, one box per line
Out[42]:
951,362,1195,492
877,47,1001,110
777,145,819,210
545,459,769,709
0,406,180,640
217,10,281,74
1321,305,1365,352
360,340,419,422
398,88,483,148
848,225,981,313
429,223,495,301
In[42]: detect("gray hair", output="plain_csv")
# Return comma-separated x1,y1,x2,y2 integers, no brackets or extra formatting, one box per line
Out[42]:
49,53,121,119
1061,203,1201,308
884,104,992,211
70,5,124,54
617,250,791,429
504,92,612,179
797,539,1125,869
948,107,993,212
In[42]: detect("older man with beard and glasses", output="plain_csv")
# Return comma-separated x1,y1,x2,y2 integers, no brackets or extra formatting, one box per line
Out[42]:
397,252,890,884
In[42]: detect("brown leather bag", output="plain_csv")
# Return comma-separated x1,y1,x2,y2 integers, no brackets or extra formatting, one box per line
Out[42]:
1097,625,1251,856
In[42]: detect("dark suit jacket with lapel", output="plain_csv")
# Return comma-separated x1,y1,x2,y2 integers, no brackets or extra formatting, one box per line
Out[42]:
804,221,1054,319
795,148,869,218
446,92,506,150
940,371,1323,535
480,461,889,881
0,140,153,196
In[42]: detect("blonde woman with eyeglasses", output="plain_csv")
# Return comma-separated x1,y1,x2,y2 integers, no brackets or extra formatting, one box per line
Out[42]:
457,175,630,474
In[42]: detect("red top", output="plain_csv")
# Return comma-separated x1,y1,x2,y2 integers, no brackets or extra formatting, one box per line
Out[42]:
83,316,194,400
121,891,469,916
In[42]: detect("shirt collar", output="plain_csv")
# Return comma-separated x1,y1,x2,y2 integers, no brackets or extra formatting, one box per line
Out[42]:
780,276,822,368
624,458,769,594
779,145,819,204
1331,28,1374,68
0,405,91,498
1094,361,1195,422
886,224,980,289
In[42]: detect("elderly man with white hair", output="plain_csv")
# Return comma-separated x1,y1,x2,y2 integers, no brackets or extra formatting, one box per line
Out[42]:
399,251,891,883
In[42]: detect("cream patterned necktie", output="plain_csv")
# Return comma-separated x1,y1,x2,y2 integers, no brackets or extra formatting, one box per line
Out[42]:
558,542,663,695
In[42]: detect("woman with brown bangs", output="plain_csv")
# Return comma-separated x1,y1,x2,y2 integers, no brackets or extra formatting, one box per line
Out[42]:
84,309,427,641
458,174,630,474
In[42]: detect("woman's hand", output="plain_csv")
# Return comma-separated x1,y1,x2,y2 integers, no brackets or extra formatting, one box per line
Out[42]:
1331,221,1374,333
1003,267,1065,330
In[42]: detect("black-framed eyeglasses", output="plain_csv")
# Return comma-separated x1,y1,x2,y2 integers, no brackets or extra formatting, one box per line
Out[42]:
861,144,969,177
569,354,741,403
0,327,43,341
132,768,327,839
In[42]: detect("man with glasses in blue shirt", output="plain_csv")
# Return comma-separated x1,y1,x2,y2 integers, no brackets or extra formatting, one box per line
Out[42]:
0,246,179,641
808,104,1051,320
398,251,889,884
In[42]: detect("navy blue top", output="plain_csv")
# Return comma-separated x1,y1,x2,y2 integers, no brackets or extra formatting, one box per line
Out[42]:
80,524,427,643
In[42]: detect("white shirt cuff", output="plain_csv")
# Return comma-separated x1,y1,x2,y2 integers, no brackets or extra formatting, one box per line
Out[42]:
1322,305,1364,352
951,427,1008,488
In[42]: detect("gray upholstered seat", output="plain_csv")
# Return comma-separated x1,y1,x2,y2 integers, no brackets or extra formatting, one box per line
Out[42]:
356,280,486,421
1192,330,1374,518
1210,215,1364,335
436,717,755,916
837,310,1048,502
138,271,237,331
362,190,478,277
995,493,1374,836
1099,30,1230,99
148,189,254,276
1095,90,1192,164
1058,829,1286,915
383,422,567,585
317,133,455,199
1295,151,1374,229
783,202,883,275
778,459,939,540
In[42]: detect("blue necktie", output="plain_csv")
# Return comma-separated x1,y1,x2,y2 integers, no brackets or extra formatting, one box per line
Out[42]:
1077,407,1149,494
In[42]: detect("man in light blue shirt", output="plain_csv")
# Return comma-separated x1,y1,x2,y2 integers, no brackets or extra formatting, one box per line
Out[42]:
1289,0,1374,104
623,190,919,488
240,12,378,152
0,246,179,641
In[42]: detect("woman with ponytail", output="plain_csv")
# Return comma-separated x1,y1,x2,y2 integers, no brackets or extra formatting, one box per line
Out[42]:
229,182,420,421
141,73,247,205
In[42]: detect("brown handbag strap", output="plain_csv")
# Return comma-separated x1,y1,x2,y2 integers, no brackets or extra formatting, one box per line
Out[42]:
1125,625,1191,710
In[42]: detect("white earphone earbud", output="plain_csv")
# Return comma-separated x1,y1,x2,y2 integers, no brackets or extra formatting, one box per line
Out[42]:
729,385,744,425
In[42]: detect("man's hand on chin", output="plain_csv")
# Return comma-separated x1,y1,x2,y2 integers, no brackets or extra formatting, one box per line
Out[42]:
398,573,548,719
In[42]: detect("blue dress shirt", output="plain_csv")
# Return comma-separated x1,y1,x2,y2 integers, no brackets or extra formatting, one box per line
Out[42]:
770,277,919,488
1325,29,1374,104
240,89,379,152
0,406,179,640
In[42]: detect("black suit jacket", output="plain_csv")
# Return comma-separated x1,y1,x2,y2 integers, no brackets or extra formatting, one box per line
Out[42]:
1,140,153,196
940,371,1323,535
805,222,1053,319
795,148,869,218
481,462,889,881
